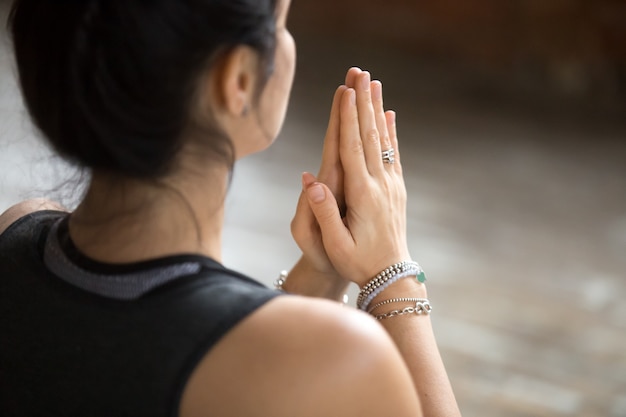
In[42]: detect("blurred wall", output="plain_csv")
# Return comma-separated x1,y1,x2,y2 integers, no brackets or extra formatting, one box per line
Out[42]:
291,0,626,104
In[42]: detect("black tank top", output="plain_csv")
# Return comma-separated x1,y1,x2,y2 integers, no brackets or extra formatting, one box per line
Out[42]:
0,211,280,417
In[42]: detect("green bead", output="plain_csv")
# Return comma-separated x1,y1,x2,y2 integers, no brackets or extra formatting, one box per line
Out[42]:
417,271,426,283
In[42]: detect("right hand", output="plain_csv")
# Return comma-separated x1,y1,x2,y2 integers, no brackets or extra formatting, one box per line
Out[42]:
303,70,411,288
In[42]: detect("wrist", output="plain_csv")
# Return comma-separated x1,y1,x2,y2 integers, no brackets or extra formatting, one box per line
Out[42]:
282,257,350,301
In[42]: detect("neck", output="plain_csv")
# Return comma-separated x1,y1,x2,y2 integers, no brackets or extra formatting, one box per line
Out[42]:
69,167,229,264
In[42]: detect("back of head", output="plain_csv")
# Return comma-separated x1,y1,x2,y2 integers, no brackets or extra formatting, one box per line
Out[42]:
8,0,278,179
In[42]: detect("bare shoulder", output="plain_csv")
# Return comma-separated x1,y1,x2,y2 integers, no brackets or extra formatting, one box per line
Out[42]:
179,295,422,417
0,199,67,234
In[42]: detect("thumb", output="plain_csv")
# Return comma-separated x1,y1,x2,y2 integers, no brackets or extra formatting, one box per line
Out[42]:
303,174,352,249
290,176,317,250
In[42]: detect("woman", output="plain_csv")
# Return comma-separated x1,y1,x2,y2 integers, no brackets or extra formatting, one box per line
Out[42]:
0,0,461,416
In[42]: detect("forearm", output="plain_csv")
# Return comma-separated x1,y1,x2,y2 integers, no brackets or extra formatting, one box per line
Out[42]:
370,280,462,417
281,256,350,301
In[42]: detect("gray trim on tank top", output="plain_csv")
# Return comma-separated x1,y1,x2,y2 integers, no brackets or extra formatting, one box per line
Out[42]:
43,218,202,300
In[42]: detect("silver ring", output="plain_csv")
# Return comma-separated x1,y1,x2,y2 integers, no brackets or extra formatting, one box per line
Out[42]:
382,148,395,164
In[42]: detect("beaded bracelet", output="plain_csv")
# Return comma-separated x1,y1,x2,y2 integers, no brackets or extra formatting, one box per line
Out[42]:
356,261,419,309
359,269,421,311
373,299,432,320
274,270,288,290
357,261,425,311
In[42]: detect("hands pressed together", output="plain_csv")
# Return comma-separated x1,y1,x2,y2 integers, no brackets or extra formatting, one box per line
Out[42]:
290,67,411,294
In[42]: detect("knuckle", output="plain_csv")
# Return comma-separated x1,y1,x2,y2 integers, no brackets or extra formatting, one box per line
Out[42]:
362,88,373,104
290,219,307,242
289,217,300,235
348,109,359,123
365,128,379,145
317,206,336,223
331,239,350,259
349,138,363,155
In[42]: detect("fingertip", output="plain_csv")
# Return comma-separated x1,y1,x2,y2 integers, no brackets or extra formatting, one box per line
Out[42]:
371,80,382,101
334,85,348,98
359,71,371,90
347,67,362,76
345,67,362,87
302,172,316,189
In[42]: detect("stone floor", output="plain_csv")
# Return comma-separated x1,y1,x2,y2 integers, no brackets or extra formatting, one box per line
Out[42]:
1,4,625,416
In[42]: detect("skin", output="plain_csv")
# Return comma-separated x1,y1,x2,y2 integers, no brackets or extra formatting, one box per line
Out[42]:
0,0,461,415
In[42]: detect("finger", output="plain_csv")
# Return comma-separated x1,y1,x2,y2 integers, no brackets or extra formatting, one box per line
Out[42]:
345,67,362,89
291,190,313,249
386,110,402,171
305,180,354,256
339,88,369,184
386,111,398,151
371,81,392,158
355,71,384,174
290,173,318,250
319,86,347,197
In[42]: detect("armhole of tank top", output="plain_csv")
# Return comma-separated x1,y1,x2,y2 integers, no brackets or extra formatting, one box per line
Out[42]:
0,210,65,241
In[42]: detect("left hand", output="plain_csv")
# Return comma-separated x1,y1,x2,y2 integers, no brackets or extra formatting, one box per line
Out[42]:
288,69,363,298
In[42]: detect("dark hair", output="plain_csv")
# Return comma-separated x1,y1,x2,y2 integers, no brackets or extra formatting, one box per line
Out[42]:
8,0,278,179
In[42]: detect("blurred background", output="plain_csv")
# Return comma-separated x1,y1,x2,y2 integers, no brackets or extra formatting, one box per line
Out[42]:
1,1,625,415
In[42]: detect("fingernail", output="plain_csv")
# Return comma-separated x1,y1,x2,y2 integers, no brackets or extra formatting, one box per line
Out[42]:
361,72,370,90
307,183,326,203
372,81,382,100
348,89,356,105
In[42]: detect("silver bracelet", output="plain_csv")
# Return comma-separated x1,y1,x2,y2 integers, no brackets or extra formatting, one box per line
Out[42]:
357,261,419,309
374,299,432,320
367,297,429,314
